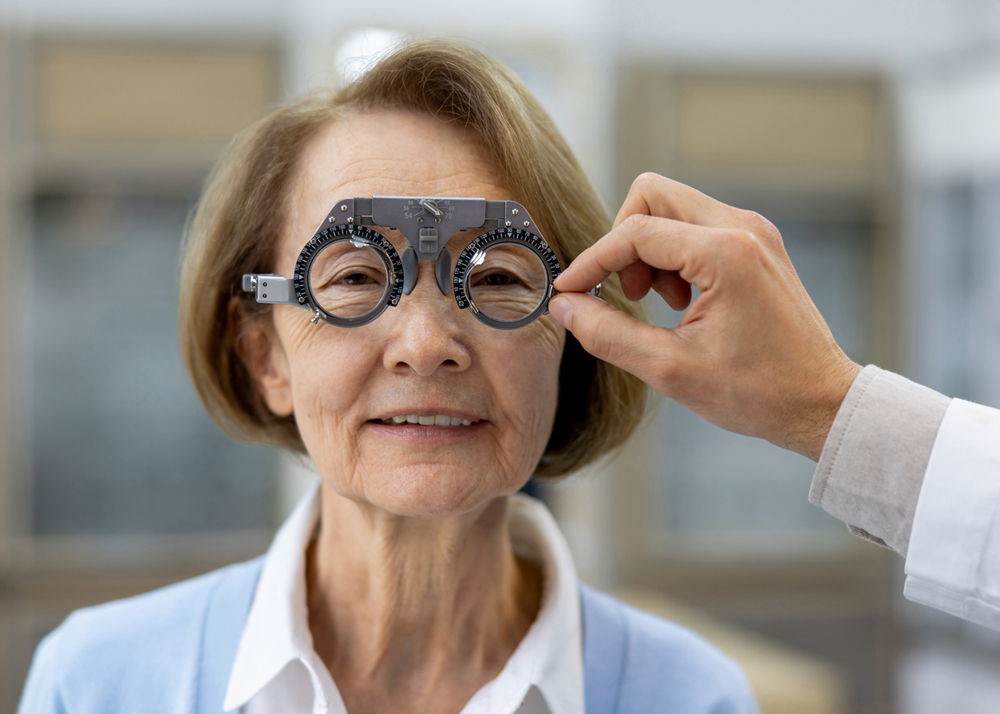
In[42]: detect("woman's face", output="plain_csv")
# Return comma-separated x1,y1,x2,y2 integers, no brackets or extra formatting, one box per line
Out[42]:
256,111,565,518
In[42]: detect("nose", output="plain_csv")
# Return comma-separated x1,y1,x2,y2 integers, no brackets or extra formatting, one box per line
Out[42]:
382,260,472,377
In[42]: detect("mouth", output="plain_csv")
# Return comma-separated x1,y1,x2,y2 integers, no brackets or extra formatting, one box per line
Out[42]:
370,414,482,427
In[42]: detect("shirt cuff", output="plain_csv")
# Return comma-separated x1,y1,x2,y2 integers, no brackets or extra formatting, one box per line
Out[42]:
903,399,1000,629
808,365,951,555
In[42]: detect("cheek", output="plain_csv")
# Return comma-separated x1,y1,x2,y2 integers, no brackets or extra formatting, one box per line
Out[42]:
491,320,565,439
278,314,380,447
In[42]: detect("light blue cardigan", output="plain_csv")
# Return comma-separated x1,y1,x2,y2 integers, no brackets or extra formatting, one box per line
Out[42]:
18,557,758,714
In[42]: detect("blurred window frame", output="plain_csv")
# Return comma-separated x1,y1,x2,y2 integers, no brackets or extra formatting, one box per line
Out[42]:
613,65,901,714
0,33,283,713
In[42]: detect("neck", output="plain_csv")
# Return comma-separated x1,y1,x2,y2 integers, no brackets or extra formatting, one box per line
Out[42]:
306,483,542,714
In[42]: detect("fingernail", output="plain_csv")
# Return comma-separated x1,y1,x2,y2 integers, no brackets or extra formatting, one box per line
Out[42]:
549,296,573,330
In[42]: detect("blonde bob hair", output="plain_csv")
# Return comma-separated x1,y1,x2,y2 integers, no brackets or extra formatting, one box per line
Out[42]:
180,38,646,478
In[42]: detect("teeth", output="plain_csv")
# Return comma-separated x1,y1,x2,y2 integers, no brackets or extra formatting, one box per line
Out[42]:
381,414,478,426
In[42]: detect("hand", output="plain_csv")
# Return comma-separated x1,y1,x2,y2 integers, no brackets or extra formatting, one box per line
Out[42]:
549,173,862,461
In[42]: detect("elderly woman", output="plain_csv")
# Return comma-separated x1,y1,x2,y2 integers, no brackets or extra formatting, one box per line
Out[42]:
19,40,756,714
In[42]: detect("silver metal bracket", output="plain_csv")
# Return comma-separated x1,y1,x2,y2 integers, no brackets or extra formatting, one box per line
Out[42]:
418,227,439,253
317,198,357,229
242,274,297,305
503,201,542,239
370,196,487,260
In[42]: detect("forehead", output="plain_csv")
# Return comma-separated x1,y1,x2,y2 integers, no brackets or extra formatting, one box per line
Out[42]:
284,111,510,246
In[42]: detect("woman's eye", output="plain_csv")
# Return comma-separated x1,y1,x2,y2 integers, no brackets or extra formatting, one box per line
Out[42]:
475,270,522,287
342,272,374,286
483,273,512,286
315,266,385,291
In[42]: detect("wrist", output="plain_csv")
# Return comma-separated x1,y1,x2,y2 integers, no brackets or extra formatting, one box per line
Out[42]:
784,358,862,461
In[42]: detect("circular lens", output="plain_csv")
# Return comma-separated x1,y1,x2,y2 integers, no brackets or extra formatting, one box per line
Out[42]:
466,242,549,323
308,239,389,319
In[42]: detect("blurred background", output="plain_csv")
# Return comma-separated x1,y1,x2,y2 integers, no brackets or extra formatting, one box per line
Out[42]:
0,1,999,713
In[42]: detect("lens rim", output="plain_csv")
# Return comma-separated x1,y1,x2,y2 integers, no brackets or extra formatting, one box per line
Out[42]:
453,227,561,330
293,224,404,327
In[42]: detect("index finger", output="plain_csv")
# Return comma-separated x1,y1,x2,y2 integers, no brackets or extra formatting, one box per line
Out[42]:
613,173,749,231
555,213,723,295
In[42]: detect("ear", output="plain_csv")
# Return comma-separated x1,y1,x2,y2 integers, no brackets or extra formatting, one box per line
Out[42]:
229,297,294,417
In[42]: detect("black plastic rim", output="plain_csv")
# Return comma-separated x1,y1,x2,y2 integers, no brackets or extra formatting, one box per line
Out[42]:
293,224,404,327
453,227,562,330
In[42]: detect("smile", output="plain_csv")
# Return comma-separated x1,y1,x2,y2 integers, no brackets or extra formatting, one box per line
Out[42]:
377,415,480,426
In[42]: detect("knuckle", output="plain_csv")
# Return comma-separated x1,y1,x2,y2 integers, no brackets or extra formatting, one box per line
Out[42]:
632,171,663,189
621,212,651,234
719,229,764,269
629,172,665,199
740,209,784,246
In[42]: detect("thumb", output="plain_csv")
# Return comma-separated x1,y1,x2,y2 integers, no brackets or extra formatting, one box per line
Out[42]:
549,294,681,387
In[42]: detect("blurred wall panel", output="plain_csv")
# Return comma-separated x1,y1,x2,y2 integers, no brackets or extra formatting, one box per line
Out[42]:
29,39,281,187
678,82,873,169
37,46,275,143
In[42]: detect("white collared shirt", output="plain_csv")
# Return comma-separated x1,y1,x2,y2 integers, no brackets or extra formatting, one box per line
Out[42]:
223,484,584,714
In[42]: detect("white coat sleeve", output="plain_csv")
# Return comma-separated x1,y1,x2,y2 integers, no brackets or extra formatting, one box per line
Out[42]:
903,399,1000,630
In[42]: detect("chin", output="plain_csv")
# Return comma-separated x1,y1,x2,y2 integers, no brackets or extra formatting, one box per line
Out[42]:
357,464,521,519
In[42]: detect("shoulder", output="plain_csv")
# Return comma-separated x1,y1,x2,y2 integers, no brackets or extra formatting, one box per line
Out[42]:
56,557,261,662
18,558,263,714
580,584,758,714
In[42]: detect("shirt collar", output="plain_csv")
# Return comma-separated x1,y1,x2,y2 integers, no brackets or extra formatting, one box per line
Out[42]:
464,494,585,714
223,483,583,714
